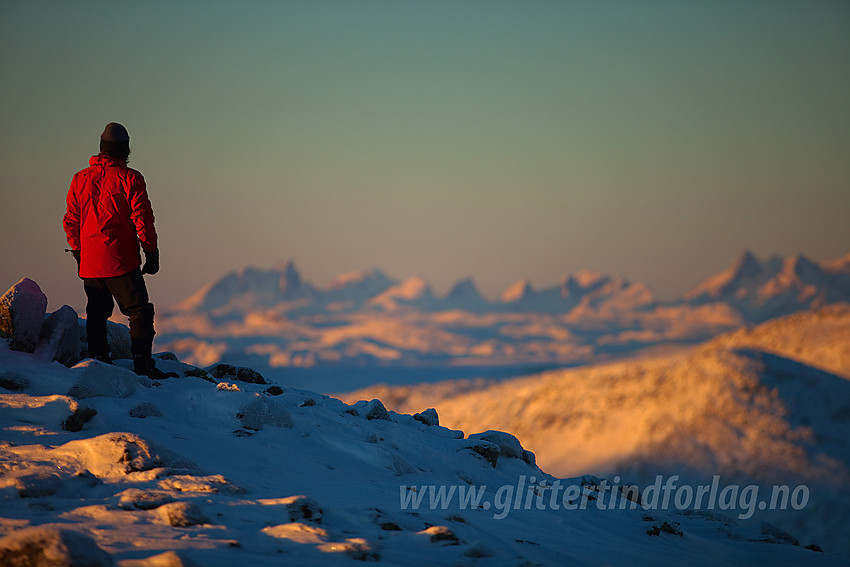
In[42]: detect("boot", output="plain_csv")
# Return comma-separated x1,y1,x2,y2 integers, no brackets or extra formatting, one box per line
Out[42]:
133,355,178,380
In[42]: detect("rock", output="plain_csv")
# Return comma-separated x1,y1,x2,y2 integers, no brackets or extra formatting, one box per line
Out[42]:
0,526,114,566
118,488,174,510
236,367,266,384
207,363,266,384
208,362,237,380
106,321,132,360
153,352,179,361
236,396,293,430
463,439,500,467
413,408,439,426
63,406,97,432
421,525,460,545
265,385,284,396
54,432,196,479
353,399,390,421
182,367,214,382
129,402,162,419
154,501,208,527
14,470,63,498
468,430,524,459
647,521,683,537
158,474,238,494
77,320,132,361
67,360,146,399
36,305,80,367
521,449,536,466
389,452,417,476
0,278,48,353
0,372,28,391
281,495,323,523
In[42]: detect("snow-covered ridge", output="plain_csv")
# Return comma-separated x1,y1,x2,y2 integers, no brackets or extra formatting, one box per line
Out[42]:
345,305,850,557
1,325,844,564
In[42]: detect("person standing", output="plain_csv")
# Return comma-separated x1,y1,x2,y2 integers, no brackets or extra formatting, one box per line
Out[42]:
63,122,171,379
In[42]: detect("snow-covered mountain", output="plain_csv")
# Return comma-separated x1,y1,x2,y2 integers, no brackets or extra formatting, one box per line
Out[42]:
344,305,850,556
685,250,850,321
175,260,318,314
1,314,845,565
156,251,847,375
172,260,661,317
172,251,849,321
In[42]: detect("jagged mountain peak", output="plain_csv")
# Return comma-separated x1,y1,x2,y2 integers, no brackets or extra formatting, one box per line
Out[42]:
500,278,534,303
684,249,766,301
732,248,763,275
446,277,487,304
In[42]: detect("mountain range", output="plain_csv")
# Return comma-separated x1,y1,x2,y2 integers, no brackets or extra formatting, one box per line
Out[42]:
171,250,850,321
155,251,850,379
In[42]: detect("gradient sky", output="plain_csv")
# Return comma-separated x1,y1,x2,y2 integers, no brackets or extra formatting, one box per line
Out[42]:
2,0,849,313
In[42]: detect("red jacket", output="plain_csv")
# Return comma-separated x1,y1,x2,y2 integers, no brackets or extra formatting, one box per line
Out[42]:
63,155,158,278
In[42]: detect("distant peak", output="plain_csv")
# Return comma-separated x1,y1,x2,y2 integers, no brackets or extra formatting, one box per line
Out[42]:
501,279,534,303
732,249,762,272
388,275,432,299
447,277,484,301
274,259,299,274
781,254,821,280
574,270,605,288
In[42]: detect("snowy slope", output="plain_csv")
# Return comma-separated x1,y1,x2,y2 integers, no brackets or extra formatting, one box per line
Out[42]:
344,306,850,557
2,342,845,565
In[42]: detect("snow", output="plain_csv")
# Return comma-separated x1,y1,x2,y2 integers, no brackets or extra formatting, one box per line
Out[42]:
2,335,844,565
345,306,850,557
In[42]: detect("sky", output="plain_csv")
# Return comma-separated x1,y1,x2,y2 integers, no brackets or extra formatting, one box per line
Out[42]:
1,0,849,313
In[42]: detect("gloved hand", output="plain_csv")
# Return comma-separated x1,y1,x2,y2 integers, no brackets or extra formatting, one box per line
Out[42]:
71,250,81,274
141,249,160,275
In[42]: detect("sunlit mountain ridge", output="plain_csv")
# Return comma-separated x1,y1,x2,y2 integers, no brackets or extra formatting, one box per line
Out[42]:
344,305,850,555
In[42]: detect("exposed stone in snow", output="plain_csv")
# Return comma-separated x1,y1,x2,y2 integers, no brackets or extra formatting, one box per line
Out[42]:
0,278,47,353
36,305,80,367
468,430,524,460
117,488,174,510
353,399,390,421
236,396,293,430
154,501,209,527
207,363,266,384
413,407,439,426
128,402,162,419
0,526,114,567
66,360,148,399
53,432,197,479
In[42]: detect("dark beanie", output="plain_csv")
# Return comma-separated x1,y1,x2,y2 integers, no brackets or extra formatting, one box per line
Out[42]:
101,122,130,143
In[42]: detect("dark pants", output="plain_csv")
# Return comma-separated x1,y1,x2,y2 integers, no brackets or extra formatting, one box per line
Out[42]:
83,269,155,360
